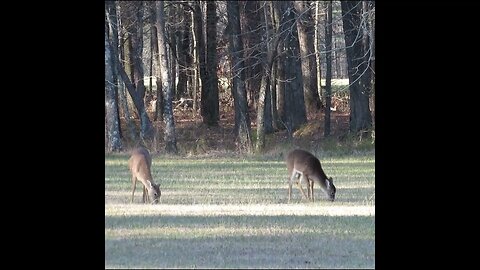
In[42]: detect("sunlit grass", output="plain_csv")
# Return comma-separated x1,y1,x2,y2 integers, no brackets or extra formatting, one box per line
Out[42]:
105,153,375,268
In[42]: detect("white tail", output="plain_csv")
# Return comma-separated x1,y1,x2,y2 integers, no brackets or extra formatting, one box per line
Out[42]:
286,149,336,202
128,147,161,204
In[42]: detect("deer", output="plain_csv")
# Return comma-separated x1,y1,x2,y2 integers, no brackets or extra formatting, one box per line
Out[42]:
128,146,161,204
286,149,336,203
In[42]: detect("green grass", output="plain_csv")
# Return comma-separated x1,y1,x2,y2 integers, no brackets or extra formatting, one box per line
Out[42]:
105,152,375,268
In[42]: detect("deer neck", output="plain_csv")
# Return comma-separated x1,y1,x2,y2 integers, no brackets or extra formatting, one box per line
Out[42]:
310,174,329,192
140,179,154,190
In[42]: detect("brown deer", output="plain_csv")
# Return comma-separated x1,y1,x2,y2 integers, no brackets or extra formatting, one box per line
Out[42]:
286,149,336,203
128,147,161,204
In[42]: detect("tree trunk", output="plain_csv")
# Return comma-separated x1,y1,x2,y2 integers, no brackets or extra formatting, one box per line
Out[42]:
314,1,323,107
283,1,307,132
194,1,209,124
341,1,372,133
113,1,137,142
201,1,219,126
191,8,199,116
105,22,122,152
131,2,155,141
227,0,253,154
273,1,286,130
168,4,177,101
176,5,190,100
241,1,262,109
151,9,164,122
324,1,333,137
294,1,321,114
110,1,154,141
156,1,178,154
270,58,278,131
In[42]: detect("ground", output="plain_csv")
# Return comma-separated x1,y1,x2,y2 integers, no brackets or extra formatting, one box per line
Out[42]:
117,100,364,156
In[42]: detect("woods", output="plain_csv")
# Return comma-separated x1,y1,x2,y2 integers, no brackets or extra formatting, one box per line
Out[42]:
105,1,375,154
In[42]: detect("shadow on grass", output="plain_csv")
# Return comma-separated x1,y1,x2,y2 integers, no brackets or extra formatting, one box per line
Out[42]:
105,215,374,268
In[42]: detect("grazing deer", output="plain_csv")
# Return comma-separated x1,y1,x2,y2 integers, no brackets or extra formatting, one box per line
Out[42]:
128,147,161,204
286,149,336,202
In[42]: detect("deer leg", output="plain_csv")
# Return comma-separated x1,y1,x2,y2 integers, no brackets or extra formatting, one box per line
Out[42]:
310,180,315,202
297,174,310,200
288,170,300,203
288,181,292,203
305,176,311,200
131,176,137,203
142,186,148,204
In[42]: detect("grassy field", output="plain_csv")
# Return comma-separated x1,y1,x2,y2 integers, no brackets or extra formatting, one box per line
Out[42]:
105,151,375,268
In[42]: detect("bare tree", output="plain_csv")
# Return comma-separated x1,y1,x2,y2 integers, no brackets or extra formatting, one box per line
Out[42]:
105,21,122,152
227,0,253,153
314,1,323,106
256,1,280,152
341,0,372,133
201,1,220,126
294,1,321,114
193,1,206,119
107,1,154,141
156,0,178,154
324,1,333,137
115,3,137,142
240,1,263,108
150,4,164,122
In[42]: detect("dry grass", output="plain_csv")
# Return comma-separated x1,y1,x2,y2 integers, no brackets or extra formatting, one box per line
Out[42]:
105,153,375,268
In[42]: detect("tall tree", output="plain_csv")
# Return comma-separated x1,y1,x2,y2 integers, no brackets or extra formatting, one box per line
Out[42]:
324,1,333,137
201,1,220,126
273,2,286,130
274,1,307,134
227,0,253,153
175,5,192,100
156,1,178,153
116,3,137,142
105,21,122,152
256,1,280,152
150,4,164,122
107,1,154,141
294,1,321,114
314,1,323,106
282,1,307,133
130,2,154,140
341,0,372,133
193,1,206,117
241,1,263,108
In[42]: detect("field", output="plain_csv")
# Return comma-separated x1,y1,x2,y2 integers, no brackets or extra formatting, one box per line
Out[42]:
105,151,375,268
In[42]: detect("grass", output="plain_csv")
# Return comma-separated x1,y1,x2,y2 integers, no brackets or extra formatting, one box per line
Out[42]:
105,151,375,268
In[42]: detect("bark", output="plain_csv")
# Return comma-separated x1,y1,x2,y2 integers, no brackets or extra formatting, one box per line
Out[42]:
151,11,164,122
227,0,253,154
201,1,219,126
241,1,263,108
191,8,199,116
105,20,122,152
294,1,321,114
284,1,307,132
156,1,178,153
273,2,286,129
314,1,323,106
176,5,191,100
341,1,372,133
324,1,333,137
131,2,154,140
256,1,282,152
109,1,154,141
